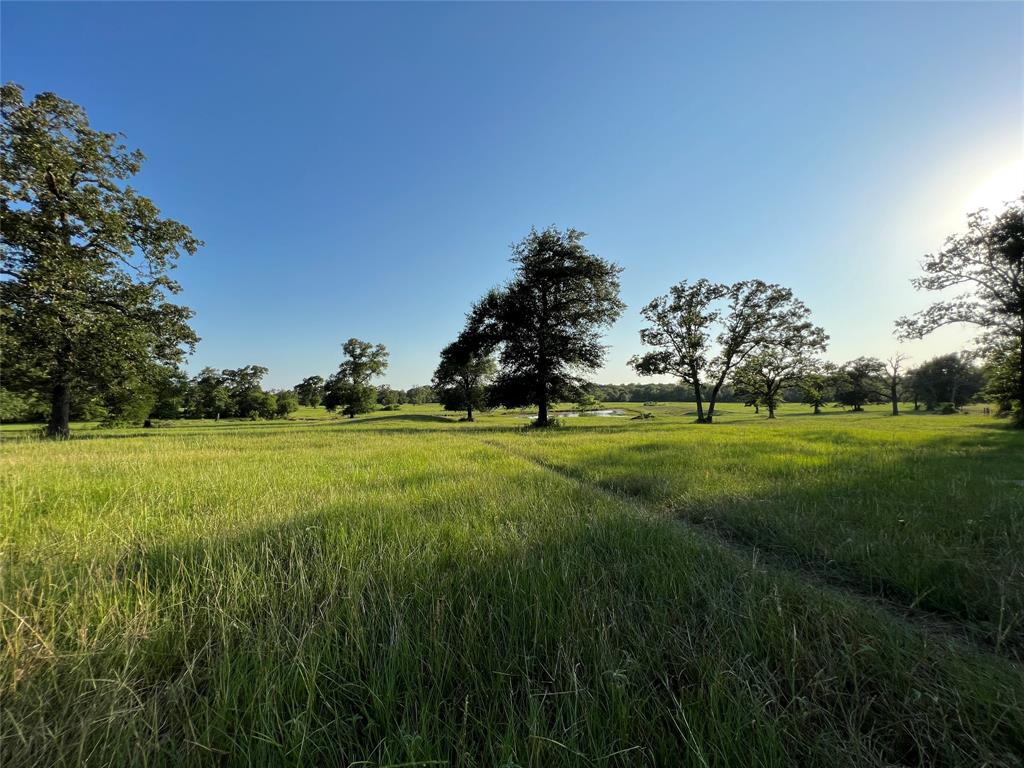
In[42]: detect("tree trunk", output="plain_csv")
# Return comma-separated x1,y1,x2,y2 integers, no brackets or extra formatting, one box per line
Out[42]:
537,397,548,427
891,382,899,416
690,370,705,423
705,387,720,423
767,403,775,419
1016,339,1024,426
753,403,759,414
466,402,474,422
813,403,821,415
46,380,71,439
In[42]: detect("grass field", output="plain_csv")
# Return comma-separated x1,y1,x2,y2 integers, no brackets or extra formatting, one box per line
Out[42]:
2,403,1022,766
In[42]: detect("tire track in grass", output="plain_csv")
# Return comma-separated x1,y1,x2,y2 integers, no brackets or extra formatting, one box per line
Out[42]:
474,436,1018,663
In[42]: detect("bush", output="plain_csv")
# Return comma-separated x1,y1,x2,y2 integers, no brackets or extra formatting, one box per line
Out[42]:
529,417,563,429
275,390,299,418
938,402,957,414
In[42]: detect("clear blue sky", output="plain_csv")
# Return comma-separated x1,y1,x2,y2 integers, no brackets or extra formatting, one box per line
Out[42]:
3,2,1021,389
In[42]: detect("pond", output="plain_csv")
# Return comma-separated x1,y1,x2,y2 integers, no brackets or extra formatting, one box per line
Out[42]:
523,409,627,419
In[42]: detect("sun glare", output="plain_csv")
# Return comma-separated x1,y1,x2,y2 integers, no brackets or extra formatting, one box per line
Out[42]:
964,158,1024,214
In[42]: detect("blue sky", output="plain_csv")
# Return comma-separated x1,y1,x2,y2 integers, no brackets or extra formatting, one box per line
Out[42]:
3,2,1021,388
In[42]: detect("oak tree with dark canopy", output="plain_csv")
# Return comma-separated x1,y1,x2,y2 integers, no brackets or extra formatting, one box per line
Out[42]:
896,198,1024,425
907,353,985,410
834,357,887,411
294,375,325,407
432,336,496,421
222,365,272,418
324,338,388,418
1,84,201,437
468,227,624,426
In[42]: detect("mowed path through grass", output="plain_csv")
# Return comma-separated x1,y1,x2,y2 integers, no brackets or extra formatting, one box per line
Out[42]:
2,405,1022,766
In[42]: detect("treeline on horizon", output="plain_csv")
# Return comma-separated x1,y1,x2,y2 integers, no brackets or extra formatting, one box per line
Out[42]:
2,83,1022,436
0,346,994,426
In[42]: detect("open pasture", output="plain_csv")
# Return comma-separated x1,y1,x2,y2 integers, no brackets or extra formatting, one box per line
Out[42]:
2,404,1023,767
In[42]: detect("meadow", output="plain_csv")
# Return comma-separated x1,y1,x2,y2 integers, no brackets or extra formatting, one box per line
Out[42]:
2,403,1022,767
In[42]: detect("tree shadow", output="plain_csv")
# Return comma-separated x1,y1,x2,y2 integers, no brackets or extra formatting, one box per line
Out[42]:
5,494,1021,768
490,424,1024,655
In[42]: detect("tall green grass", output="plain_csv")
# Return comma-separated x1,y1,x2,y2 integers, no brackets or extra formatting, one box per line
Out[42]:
2,406,1022,766
486,406,1024,652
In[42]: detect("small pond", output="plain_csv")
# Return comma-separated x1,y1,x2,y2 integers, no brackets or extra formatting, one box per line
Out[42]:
522,409,627,419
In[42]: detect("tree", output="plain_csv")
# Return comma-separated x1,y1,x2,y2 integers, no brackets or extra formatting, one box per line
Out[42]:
884,353,908,416
732,375,763,414
632,279,824,423
274,389,299,418
467,227,624,426
728,312,828,419
908,353,985,410
629,279,729,422
376,385,403,409
835,357,887,411
185,367,229,419
405,385,437,404
99,373,158,426
324,339,388,418
896,198,1024,425
294,375,325,407
0,84,201,438
432,337,496,421
798,365,836,414
984,344,1019,415
148,365,191,419
222,365,270,418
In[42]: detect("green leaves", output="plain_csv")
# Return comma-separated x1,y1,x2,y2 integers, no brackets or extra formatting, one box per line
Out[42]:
467,226,624,421
324,339,389,417
1,83,202,436
896,198,1024,424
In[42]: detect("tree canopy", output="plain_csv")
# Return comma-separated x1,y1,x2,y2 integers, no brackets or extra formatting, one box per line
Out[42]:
908,353,985,410
729,309,828,419
324,339,389,418
896,198,1023,424
631,279,824,422
834,357,887,411
294,375,325,407
467,227,624,426
629,279,728,422
1,83,201,437
432,337,496,421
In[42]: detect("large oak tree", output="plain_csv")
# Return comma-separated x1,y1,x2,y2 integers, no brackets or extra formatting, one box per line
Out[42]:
631,279,821,423
468,227,624,426
1,84,201,437
896,198,1023,425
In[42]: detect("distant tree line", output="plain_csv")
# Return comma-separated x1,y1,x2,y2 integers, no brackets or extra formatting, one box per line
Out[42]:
2,84,1020,435
0,362,299,424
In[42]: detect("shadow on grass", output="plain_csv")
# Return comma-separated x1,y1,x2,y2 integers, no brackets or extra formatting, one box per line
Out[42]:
5,500,1022,768
493,424,1024,655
